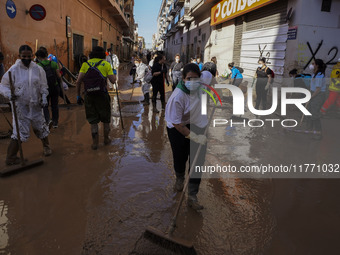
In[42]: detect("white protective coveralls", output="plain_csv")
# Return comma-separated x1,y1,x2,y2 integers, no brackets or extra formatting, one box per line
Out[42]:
136,63,151,95
0,59,49,142
106,53,120,90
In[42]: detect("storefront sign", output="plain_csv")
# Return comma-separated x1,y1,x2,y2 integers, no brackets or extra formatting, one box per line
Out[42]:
287,26,298,40
211,0,278,26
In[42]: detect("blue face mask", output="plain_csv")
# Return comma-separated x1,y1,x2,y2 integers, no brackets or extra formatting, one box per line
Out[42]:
185,79,201,91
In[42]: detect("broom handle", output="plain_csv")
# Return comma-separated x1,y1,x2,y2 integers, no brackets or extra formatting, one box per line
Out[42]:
300,102,309,126
115,85,124,130
9,72,25,165
169,105,216,234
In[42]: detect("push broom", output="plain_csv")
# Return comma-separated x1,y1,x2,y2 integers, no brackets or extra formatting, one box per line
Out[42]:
143,106,216,254
0,72,44,177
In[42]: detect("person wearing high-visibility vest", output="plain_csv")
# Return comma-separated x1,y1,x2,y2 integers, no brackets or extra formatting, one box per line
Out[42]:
321,58,340,116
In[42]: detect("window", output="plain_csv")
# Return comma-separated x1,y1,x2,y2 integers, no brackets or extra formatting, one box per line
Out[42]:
194,36,197,43
321,0,332,12
73,34,84,58
92,39,98,49
103,41,107,51
198,28,201,36
111,43,113,50
202,33,206,42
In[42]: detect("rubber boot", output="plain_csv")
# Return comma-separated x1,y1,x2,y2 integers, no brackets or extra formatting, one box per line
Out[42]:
152,101,159,113
91,124,99,150
187,182,204,210
103,123,111,145
41,137,52,156
142,93,150,105
174,176,184,192
5,139,21,166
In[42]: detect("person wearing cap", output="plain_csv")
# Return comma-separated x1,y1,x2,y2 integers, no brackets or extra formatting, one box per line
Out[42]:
165,63,211,211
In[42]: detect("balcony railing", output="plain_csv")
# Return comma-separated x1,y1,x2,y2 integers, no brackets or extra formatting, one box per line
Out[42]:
104,0,129,28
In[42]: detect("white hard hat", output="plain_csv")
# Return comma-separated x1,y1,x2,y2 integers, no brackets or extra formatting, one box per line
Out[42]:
201,70,213,85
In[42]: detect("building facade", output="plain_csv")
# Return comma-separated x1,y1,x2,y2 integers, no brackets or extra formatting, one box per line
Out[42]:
156,0,340,84
0,0,137,72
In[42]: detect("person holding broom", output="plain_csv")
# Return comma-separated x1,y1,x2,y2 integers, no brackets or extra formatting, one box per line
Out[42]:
76,46,116,150
0,45,52,165
165,63,210,210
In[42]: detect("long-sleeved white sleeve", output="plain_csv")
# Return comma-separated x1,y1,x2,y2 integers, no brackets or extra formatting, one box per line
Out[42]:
0,68,13,99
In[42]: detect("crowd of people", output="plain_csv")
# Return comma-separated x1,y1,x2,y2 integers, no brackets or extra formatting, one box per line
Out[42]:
0,44,339,209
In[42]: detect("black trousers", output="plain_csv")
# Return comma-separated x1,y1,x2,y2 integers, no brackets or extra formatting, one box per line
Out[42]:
167,124,207,189
152,81,165,103
255,81,268,109
43,85,60,125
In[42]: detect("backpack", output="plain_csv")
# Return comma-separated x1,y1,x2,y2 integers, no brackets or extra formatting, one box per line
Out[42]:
41,61,58,88
144,68,153,83
236,66,244,73
83,60,107,95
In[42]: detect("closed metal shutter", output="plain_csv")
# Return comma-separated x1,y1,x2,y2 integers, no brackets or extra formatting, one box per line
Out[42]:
232,17,244,66
246,0,288,31
240,0,288,82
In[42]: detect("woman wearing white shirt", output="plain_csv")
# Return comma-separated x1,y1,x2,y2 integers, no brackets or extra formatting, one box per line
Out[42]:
165,63,210,210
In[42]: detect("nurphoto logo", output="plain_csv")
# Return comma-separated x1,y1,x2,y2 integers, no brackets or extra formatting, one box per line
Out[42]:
201,84,312,128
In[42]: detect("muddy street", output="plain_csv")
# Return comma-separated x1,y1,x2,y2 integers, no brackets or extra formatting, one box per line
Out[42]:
1,66,340,255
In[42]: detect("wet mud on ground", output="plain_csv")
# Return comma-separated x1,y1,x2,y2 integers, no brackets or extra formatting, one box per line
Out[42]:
0,66,340,255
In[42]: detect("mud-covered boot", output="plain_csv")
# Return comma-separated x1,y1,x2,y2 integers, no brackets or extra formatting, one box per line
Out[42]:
103,123,111,145
187,195,204,211
187,183,203,210
91,124,99,150
142,93,150,105
174,177,184,192
5,139,21,166
41,137,52,156
152,102,159,113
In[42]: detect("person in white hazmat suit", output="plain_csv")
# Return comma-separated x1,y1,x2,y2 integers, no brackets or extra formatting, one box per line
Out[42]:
106,48,120,90
134,58,151,105
0,45,52,166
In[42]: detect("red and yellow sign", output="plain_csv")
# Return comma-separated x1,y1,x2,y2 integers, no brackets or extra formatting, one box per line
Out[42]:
211,0,278,26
